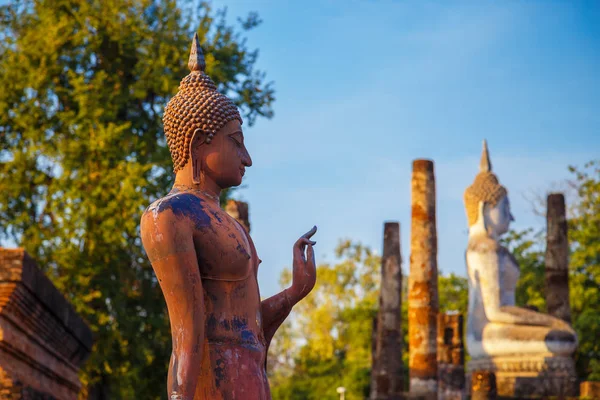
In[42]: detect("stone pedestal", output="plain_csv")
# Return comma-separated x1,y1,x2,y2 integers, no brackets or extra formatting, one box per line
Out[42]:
466,354,578,397
0,248,92,399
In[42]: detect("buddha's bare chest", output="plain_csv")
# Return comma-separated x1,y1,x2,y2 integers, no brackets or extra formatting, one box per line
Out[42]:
191,206,254,281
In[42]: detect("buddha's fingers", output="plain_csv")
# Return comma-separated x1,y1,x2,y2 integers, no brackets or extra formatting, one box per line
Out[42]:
294,238,316,261
294,239,306,262
294,227,317,269
301,225,317,240
306,243,315,268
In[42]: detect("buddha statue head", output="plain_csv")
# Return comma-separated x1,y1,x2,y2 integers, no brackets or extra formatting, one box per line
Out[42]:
464,140,514,238
163,33,252,189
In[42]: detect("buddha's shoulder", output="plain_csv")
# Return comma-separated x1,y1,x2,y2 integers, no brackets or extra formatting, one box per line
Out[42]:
142,192,212,227
467,235,500,254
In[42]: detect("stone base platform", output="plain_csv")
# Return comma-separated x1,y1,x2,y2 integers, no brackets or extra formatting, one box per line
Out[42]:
466,354,578,398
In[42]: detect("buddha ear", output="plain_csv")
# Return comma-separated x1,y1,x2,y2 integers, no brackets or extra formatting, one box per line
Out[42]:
190,128,209,152
477,200,487,232
190,128,208,185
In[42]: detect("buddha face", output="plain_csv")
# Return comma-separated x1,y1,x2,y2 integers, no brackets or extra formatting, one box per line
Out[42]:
192,119,252,189
484,195,514,237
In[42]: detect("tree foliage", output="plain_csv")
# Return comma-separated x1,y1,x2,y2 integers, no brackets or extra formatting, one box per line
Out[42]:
268,241,380,400
438,272,468,315
567,160,600,381
500,228,546,311
0,1,274,397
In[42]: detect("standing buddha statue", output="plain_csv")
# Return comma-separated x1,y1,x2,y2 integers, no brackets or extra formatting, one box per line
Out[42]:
140,34,318,400
463,141,578,396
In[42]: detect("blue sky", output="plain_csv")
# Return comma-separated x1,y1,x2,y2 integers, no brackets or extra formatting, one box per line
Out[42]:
209,1,600,297
3,1,596,298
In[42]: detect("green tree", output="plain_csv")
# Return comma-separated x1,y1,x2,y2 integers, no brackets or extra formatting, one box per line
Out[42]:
0,1,274,398
567,161,600,381
500,229,546,311
438,272,468,314
269,240,380,400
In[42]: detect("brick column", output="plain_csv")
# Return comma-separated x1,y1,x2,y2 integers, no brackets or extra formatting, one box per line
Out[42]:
545,193,571,323
225,200,250,232
581,381,600,399
408,159,438,396
370,222,404,399
471,371,497,400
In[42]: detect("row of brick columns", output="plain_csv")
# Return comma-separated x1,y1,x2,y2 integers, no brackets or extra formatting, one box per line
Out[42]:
369,159,578,399
0,166,587,399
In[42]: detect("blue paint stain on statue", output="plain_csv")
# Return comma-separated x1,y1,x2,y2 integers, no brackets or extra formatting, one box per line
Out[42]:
156,193,212,229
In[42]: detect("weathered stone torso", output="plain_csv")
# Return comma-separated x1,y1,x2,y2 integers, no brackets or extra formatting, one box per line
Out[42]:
147,191,270,399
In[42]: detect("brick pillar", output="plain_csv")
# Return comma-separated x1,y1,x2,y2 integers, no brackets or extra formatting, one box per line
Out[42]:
225,200,250,232
581,381,600,398
471,371,496,400
545,193,571,323
370,222,404,399
408,159,438,396
0,248,92,399
437,313,465,400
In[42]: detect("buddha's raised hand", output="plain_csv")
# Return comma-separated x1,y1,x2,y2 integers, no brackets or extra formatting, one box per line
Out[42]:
289,226,317,302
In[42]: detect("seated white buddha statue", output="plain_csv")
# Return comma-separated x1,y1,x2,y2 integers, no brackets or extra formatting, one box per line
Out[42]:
464,141,577,360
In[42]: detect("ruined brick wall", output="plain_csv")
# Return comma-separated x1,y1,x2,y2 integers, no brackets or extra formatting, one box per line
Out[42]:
471,371,496,400
437,313,465,400
0,249,92,400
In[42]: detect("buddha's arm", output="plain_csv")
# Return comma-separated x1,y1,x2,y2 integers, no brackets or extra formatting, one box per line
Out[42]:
477,250,552,326
261,289,294,348
141,213,204,400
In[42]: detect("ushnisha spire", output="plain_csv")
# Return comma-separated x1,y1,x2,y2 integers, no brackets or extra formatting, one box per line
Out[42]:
188,32,206,73
480,139,492,173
